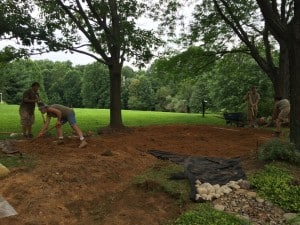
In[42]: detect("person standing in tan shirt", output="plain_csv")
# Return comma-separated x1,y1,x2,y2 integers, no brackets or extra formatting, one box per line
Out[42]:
244,86,260,127
19,82,40,138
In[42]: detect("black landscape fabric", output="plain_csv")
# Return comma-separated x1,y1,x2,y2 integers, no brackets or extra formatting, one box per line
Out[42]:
147,150,246,201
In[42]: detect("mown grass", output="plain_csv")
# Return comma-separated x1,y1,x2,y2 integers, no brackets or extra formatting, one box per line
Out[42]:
0,154,36,170
0,104,224,139
134,161,191,205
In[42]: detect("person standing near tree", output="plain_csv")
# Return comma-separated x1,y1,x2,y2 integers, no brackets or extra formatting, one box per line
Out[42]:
271,97,290,137
37,102,88,148
19,82,40,138
243,86,260,127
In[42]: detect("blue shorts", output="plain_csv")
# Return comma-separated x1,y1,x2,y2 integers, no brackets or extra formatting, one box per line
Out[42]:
61,111,76,126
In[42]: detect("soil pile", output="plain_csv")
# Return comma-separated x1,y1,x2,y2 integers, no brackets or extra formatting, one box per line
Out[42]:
0,125,276,225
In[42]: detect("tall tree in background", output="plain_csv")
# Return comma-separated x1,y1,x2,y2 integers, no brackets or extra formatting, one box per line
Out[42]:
256,0,300,150
32,0,163,129
0,0,42,64
81,63,110,108
187,0,292,98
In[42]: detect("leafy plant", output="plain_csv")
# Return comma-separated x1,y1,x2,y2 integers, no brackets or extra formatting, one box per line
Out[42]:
286,215,300,225
168,203,250,225
258,138,300,164
249,164,300,212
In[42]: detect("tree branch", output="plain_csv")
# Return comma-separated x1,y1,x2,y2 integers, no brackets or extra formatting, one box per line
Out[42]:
256,0,288,40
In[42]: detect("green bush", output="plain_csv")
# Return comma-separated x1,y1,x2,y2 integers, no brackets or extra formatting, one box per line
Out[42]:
258,139,300,164
286,215,300,225
169,203,250,225
249,164,300,212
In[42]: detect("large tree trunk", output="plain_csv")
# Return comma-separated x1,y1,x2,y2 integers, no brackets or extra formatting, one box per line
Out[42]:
288,0,300,150
249,38,290,98
108,63,124,129
277,43,290,98
256,0,300,151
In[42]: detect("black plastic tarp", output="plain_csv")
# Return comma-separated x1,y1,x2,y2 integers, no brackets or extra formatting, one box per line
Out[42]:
147,150,246,201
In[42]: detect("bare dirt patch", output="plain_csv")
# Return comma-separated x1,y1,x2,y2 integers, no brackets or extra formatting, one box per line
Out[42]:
0,125,274,225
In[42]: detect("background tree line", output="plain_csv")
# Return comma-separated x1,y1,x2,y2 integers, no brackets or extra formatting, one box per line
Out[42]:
0,46,274,117
1,0,300,149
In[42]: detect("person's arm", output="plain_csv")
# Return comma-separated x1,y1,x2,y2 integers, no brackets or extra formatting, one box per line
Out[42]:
247,93,255,107
253,93,260,108
36,93,41,103
264,102,277,127
38,116,51,137
47,107,62,127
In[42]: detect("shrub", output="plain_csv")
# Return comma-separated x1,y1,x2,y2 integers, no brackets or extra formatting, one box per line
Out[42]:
170,203,249,225
258,139,300,164
249,164,300,212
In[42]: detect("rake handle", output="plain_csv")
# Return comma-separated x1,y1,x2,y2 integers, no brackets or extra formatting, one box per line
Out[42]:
30,124,57,143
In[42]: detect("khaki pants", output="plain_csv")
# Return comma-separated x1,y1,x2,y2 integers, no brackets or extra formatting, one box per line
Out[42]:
19,108,35,126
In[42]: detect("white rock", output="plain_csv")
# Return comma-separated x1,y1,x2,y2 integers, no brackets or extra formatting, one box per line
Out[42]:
222,186,232,194
0,163,10,177
228,180,237,185
195,180,202,185
205,194,213,201
231,184,241,190
214,193,221,198
196,187,207,195
246,191,257,198
201,182,213,188
214,204,225,211
213,184,220,189
195,194,201,200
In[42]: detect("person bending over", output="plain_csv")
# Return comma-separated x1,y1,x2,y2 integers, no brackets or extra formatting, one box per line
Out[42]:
37,102,87,148
272,97,290,137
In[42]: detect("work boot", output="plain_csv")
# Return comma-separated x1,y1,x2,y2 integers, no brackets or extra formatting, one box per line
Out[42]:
79,140,87,148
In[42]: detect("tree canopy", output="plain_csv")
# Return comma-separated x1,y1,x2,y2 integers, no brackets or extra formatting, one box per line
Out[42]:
256,0,300,150
185,0,292,98
0,0,36,64
28,0,165,128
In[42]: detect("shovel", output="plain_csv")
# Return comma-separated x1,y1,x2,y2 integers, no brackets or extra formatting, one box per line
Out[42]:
30,124,57,143
0,196,18,218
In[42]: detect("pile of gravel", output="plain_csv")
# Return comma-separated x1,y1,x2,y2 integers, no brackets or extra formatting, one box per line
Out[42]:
211,184,297,224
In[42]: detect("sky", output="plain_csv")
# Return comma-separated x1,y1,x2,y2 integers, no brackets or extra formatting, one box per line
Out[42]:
30,50,97,66
0,39,96,66
0,2,194,68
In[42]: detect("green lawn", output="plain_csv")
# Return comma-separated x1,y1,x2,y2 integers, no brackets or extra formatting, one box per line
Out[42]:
0,104,224,138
